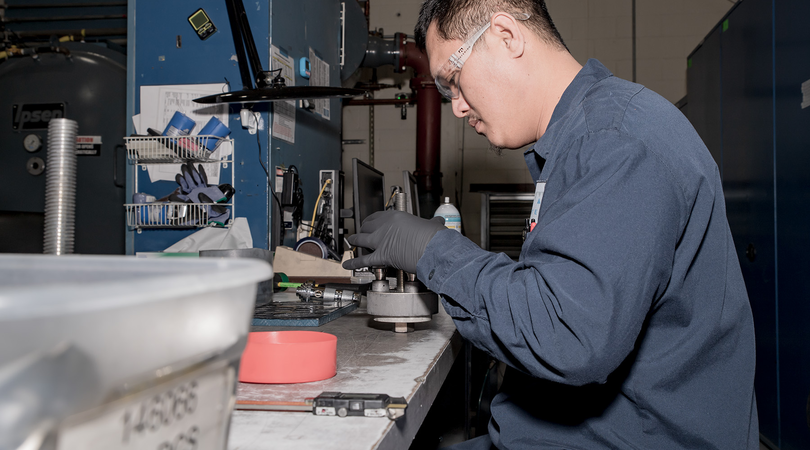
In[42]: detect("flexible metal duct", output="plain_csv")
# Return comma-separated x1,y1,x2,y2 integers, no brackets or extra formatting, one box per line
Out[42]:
43,118,79,255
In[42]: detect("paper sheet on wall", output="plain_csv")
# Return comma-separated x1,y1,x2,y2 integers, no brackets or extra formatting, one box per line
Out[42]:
271,46,296,144
308,48,330,120
137,83,232,183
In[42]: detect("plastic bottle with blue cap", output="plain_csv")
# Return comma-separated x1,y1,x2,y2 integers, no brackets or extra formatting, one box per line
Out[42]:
433,197,461,232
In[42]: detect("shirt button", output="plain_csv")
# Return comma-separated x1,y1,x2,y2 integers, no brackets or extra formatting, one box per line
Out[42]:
428,269,435,280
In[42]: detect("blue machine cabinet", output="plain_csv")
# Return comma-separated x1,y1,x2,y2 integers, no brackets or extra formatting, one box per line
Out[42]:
687,0,810,448
126,0,345,253
271,0,344,224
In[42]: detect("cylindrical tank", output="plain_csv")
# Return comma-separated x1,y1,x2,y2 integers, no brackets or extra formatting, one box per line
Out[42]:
0,42,127,254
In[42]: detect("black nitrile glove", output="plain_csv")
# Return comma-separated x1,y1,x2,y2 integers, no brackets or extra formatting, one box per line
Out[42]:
342,210,446,274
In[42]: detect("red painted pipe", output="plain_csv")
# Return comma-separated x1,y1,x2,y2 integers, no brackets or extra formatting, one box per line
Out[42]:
400,39,443,213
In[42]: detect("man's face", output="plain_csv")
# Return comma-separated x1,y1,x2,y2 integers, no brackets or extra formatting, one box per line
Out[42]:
426,20,525,151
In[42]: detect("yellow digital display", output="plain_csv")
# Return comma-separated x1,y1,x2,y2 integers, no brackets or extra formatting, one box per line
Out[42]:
189,10,209,30
188,8,216,40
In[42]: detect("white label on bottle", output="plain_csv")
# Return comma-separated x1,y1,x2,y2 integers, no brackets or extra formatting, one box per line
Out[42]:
444,215,462,232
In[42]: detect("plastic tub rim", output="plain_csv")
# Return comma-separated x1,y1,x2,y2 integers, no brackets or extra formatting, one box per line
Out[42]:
0,254,272,320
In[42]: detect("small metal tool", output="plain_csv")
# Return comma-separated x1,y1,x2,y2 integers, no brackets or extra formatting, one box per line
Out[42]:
295,281,366,306
235,392,408,420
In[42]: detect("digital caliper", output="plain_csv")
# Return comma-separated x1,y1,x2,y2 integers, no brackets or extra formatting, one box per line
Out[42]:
235,392,407,420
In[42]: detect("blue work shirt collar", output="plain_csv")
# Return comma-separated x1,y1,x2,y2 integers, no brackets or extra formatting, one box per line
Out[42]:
523,59,613,181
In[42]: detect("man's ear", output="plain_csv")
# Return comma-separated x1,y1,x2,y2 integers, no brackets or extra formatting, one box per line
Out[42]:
490,12,526,59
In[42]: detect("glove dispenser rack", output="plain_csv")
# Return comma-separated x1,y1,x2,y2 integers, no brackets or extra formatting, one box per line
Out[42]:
123,135,235,231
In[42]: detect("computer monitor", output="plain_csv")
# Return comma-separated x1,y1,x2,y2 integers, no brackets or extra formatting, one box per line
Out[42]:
352,158,386,255
402,170,420,217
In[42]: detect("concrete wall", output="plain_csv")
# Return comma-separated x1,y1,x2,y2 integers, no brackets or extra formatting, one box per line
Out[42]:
551,0,735,103
342,0,735,246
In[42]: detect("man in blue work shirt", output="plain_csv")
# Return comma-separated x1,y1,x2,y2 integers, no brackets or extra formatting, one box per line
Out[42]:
343,0,759,448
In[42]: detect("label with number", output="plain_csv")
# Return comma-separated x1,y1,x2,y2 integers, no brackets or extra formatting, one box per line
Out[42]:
57,365,233,450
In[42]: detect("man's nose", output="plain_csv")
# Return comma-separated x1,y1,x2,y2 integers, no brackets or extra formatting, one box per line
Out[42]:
451,92,470,118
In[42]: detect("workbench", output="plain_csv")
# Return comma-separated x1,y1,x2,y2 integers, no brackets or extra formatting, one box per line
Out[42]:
227,294,462,450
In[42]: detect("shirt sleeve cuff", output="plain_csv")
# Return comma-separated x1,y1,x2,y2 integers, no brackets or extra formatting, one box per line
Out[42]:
418,228,483,285
417,229,495,323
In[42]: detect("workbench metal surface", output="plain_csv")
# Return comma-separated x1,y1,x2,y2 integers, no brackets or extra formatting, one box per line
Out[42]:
228,295,461,450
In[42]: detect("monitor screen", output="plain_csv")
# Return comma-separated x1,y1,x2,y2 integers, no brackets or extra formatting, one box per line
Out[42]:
352,159,385,255
402,170,420,217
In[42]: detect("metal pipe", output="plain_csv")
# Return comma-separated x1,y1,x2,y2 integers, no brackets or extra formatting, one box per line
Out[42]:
360,34,405,168
2,3,127,8
4,14,126,23
0,45,71,59
414,81,442,216
401,39,443,217
358,32,444,216
11,27,126,38
395,192,408,292
363,35,400,68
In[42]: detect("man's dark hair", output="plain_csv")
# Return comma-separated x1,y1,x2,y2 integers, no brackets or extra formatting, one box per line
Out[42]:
415,0,567,52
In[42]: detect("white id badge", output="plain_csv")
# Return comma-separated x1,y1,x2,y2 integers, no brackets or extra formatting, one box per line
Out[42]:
529,182,546,224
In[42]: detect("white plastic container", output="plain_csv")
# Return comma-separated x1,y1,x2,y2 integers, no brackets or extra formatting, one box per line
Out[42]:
0,254,272,450
433,197,462,232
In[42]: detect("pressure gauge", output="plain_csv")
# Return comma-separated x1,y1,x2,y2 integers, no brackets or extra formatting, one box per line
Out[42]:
23,134,43,152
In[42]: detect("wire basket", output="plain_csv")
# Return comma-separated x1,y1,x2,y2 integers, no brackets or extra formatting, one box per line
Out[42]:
125,136,231,163
125,203,230,228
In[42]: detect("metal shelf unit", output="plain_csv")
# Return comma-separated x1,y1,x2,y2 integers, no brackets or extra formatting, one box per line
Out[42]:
124,136,235,231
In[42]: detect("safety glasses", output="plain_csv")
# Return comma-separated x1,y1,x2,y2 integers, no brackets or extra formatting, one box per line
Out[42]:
434,13,530,100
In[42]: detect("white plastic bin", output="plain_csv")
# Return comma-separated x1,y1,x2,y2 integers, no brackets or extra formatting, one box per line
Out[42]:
0,254,272,450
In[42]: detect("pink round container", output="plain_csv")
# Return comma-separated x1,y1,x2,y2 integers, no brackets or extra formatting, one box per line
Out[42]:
239,331,337,384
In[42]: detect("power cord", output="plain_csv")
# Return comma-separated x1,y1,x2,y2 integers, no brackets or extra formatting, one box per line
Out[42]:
287,165,305,226
309,179,332,237
253,110,284,247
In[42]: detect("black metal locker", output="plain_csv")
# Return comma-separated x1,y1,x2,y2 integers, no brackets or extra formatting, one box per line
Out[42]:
688,0,810,447
774,0,810,447
719,0,779,443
